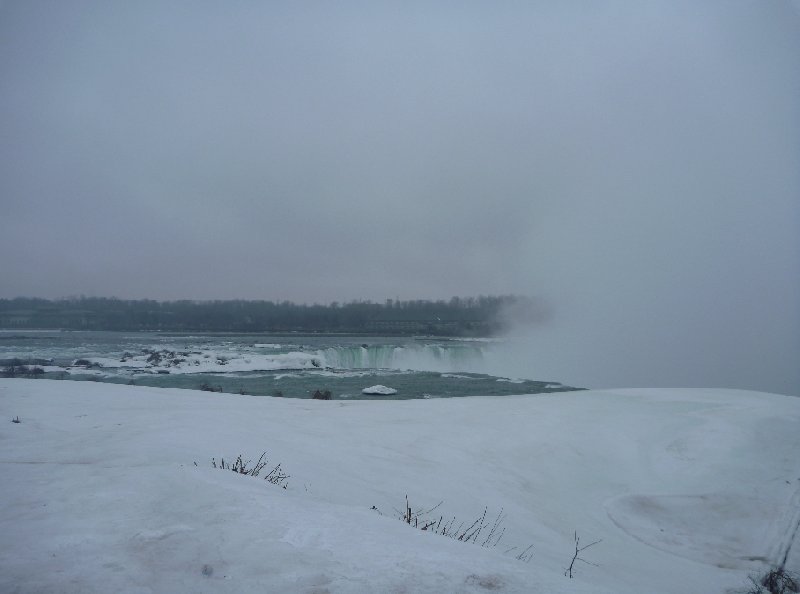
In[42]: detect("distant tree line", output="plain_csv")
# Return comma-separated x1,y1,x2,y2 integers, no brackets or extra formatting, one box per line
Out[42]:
0,295,537,336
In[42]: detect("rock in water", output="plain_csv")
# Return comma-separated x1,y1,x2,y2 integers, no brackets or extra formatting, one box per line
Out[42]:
361,385,398,395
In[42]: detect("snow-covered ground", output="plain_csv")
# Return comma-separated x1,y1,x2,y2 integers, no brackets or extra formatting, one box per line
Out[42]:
1,379,798,593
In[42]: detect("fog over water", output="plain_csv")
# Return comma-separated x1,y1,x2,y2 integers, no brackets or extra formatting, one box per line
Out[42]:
1,2,798,394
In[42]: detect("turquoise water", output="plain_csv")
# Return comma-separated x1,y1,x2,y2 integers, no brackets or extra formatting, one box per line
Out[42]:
0,330,579,399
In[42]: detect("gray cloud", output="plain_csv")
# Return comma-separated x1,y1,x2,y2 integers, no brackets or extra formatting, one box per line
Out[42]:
1,1,798,393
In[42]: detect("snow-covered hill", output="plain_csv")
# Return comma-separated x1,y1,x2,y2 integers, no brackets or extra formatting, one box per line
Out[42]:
1,379,798,593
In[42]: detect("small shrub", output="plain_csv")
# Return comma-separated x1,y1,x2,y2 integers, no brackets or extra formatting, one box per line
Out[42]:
376,496,537,563
380,496,534,559
312,389,332,400
0,359,30,377
745,568,799,594
211,452,289,488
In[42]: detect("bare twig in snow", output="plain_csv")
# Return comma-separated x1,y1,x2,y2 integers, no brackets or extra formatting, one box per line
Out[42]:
565,531,601,578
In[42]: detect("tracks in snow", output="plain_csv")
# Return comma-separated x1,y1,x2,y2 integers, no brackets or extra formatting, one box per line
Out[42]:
767,479,800,571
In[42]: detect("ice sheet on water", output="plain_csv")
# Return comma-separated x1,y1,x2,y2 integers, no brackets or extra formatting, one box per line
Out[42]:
440,373,478,380
78,349,326,375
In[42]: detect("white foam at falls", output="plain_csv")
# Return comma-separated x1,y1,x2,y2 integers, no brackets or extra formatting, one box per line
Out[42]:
315,344,483,372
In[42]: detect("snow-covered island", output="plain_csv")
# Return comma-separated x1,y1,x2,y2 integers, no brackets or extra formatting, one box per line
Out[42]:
1,378,798,593
361,384,398,395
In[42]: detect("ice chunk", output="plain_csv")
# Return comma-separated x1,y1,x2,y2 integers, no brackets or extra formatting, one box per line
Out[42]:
361,384,398,395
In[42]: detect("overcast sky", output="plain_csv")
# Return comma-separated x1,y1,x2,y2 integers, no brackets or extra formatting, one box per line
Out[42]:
1,1,798,393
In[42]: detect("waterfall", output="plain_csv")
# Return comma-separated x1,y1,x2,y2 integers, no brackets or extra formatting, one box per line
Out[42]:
316,344,483,372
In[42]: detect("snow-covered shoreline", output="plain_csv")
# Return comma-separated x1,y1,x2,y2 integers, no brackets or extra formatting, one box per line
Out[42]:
1,379,798,593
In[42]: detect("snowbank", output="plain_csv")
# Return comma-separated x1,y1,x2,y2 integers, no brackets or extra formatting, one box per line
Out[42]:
1,379,798,593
